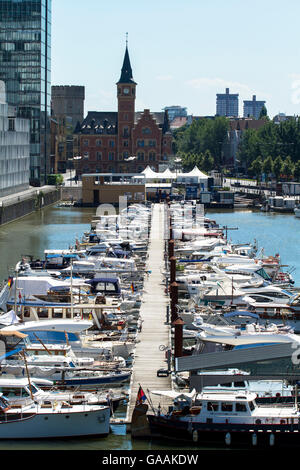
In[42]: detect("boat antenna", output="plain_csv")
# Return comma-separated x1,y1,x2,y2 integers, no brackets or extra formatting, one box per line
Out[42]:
71,258,74,318
32,332,52,355
21,350,34,401
146,387,157,414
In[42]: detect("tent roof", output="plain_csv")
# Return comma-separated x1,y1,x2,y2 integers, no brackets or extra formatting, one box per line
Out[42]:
134,166,208,180
177,166,208,179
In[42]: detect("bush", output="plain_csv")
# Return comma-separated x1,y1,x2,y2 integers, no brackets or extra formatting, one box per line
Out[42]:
47,174,64,186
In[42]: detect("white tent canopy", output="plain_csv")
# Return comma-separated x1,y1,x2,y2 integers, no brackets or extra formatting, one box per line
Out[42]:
133,166,208,182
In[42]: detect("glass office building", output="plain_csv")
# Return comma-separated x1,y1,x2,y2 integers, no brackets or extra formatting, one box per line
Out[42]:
0,0,51,185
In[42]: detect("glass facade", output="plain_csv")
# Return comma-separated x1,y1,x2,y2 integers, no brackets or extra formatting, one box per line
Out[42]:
0,0,51,185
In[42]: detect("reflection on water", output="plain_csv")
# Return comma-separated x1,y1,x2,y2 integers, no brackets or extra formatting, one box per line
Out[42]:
0,206,95,281
0,206,299,450
207,208,300,285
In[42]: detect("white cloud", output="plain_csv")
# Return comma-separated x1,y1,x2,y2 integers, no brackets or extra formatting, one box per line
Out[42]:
186,77,252,95
155,74,174,81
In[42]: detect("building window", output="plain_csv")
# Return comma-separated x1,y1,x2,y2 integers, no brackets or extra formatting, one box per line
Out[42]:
149,152,156,162
83,139,89,147
108,152,114,161
124,114,129,120
96,140,102,146
148,139,156,147
123,140,129,147
137,152,144,161
142,127,151,135
123,151,129,159
123,127,129,138
137,140,144,147
109,140,115,148
96,152,102,161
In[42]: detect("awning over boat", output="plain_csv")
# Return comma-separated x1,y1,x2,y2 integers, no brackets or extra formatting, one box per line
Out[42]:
0,330,27,339
224,311,260,319
0,347,24,362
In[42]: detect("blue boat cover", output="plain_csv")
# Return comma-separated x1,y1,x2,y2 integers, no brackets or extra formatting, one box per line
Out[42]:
224,311,260,319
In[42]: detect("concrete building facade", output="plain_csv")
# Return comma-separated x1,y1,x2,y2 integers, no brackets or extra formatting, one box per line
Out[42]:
243,95,266,119
216,88,239,117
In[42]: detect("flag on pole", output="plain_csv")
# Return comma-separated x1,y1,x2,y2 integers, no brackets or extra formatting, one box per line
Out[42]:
131,282,135,293
136,385,147,405
7,277,13,289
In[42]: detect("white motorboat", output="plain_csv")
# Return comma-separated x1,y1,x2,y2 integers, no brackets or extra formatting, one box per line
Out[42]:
0,377,110,439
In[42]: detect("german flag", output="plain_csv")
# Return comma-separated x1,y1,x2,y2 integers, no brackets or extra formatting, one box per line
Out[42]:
7,277,13,289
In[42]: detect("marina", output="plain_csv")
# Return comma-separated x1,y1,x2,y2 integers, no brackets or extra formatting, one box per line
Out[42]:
0,203,299,449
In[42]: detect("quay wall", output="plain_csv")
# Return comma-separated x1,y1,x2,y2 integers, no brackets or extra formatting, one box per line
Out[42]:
60,186,82,203
0,187,60,226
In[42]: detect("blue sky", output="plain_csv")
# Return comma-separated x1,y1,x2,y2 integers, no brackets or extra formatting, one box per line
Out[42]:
52,0,300,119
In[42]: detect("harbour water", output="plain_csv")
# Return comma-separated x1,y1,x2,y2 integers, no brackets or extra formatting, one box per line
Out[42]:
0,204,298,450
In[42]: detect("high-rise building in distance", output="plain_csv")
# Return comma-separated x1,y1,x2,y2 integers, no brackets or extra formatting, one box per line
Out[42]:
0,0,52,185
243,95,266,119
216,88,239,117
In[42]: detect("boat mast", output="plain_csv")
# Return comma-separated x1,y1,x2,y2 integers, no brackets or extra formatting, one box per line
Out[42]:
70,258,74,318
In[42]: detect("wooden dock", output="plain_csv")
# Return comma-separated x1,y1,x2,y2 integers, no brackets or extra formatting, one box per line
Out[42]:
127,203,172,421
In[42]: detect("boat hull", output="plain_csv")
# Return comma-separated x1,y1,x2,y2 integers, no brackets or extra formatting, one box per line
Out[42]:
0,407,110,439
148,414,300,448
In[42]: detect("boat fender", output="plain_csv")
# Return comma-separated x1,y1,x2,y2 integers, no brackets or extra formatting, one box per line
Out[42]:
225,432,231,446
252,433,257,446
192,430,198,443
269,433,275,447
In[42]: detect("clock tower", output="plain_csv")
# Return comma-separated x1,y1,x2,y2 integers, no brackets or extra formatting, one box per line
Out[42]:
117,45,137,166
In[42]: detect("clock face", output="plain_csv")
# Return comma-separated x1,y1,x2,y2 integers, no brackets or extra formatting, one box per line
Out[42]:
123,87,130,94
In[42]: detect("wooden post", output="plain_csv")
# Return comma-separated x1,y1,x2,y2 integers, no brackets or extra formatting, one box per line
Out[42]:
173,317,184,358
168,240,174,259
170,281,178,323
169,256,177,285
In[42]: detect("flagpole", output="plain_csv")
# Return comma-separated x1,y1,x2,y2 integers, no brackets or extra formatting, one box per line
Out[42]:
14,270,18,316
145,386,156,415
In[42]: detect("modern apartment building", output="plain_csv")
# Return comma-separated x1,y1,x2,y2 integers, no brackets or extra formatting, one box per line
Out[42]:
243,95,266,119
163,106,187,123
0,0,52,186
216,88,239,117
0,81,30,196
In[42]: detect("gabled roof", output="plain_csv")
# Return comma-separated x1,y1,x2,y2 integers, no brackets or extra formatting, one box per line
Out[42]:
79,112,118,134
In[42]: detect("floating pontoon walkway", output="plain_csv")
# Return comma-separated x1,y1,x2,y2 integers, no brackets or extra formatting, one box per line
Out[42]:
127,203,171,420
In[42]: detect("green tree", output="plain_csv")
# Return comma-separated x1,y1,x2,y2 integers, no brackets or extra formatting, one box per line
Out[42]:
259,105,268,120
294,161,300,182
262,156,274,181
273,156,283,181
202,150,214,173
249,157,263,182
282,156,294,180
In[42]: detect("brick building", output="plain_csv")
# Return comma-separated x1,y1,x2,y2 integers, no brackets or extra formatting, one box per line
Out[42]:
74,46,173,176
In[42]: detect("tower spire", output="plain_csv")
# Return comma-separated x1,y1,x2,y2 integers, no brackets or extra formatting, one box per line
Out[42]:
117,40,136,85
